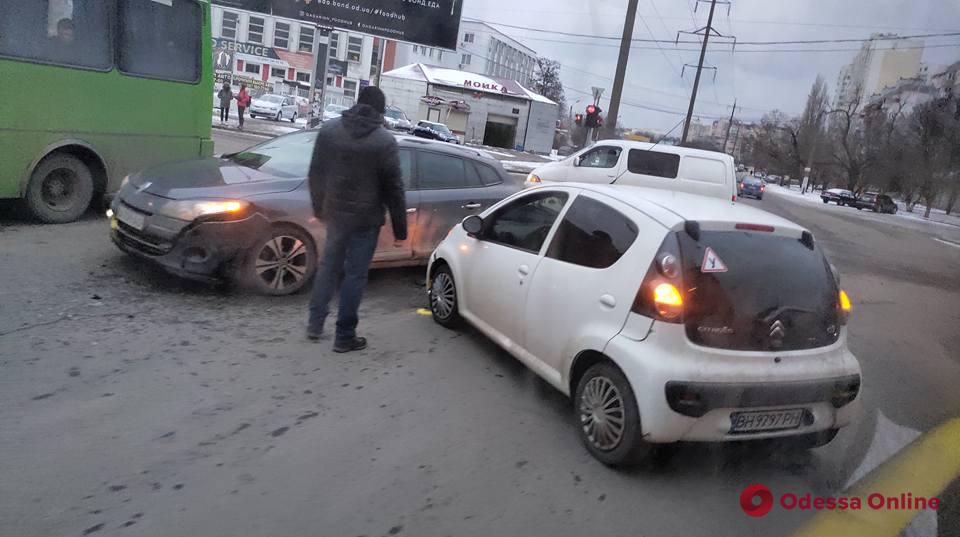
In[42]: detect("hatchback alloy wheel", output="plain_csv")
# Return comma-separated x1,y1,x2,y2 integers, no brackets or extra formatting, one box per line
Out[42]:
574,362,652,466
429,265,462,328
579,376,626,451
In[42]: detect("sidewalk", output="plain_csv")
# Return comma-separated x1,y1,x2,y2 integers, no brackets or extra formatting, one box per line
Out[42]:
211,109,305,138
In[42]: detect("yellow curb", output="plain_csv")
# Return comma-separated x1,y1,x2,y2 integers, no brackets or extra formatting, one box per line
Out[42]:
792,418,960,537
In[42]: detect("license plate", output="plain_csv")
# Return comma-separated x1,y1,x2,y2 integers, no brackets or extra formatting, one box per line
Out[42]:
730,409,804,433
115,204,146,231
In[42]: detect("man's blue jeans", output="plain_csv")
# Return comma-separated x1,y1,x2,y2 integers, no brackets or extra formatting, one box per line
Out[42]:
307,223,379,343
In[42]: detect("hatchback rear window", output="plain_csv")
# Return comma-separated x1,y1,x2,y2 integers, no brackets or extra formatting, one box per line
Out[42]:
627,149,679,178
678,230,840,351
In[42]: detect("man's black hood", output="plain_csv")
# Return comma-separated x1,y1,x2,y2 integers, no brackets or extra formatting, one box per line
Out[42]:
340,104,384,138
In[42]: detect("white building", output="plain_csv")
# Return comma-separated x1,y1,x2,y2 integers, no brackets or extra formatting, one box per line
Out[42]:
931,61,960,98
865,76,937,117
380,63,557,153
210,5,378,106
834,34,924,110
383,20,537,87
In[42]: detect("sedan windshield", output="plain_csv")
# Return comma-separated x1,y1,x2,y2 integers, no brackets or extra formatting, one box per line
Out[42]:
228,130,318,177
385,109,406,120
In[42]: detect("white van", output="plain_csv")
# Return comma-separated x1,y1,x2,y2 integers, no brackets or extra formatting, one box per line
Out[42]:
526,141,737,201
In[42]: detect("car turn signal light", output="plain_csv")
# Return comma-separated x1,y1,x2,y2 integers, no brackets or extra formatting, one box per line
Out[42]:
838,289,852,325
526,173,541,183
654,283,683,319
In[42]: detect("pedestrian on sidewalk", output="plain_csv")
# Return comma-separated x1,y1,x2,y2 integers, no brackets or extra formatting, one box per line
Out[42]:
217,82,233,124
235,83,251,130
306,86,407,352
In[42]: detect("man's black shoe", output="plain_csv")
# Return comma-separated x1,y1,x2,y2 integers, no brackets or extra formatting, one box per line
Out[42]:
306,328,323,341
333,337,367,353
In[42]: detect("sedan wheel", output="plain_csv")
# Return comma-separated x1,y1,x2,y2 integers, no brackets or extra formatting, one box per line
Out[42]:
575,362,652,466
242,226,316,295
429,264,462,328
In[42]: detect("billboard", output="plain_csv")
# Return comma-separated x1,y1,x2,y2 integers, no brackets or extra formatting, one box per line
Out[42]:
213,0,463,50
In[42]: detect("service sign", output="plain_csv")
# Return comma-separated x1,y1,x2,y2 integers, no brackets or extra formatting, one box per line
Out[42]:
213,0,463,50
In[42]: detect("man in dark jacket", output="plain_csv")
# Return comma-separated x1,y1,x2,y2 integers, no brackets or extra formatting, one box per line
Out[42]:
306,87,407,352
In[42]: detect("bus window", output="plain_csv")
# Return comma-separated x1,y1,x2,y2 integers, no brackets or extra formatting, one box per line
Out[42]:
118,0,201,83
0,0,110,70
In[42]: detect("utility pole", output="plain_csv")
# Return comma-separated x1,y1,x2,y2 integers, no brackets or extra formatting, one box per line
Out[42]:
602,0,639,139
681,0,717,144
722,98,736,153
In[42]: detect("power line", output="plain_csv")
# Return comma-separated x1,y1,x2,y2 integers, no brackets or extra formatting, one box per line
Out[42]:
463,19,960,45
496,33,960,53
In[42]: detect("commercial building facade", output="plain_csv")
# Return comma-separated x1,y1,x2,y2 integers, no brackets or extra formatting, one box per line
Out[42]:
210,4,378,105
383,20,537,87
381,63,557,153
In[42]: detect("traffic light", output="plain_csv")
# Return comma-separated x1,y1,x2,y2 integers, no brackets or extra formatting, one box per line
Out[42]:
585,105,603,128
574,113,583,126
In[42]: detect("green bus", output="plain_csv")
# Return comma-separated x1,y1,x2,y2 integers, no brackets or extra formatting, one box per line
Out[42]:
0,0,214,223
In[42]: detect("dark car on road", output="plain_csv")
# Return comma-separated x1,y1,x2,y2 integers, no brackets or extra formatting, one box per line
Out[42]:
411,120,460,144
821,188,856,206
738,176,765,199
109,131,520,295
851,192,898,213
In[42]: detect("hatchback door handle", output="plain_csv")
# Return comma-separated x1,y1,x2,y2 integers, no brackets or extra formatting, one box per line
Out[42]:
461,203,482,209
599,294,616,308
518,264,530,276
406,208,417,214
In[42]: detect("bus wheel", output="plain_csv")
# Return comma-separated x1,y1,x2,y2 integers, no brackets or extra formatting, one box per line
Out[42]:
25,153,94,223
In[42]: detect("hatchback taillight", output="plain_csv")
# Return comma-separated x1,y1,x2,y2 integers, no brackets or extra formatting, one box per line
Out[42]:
838,289,852,325
632,233,685,323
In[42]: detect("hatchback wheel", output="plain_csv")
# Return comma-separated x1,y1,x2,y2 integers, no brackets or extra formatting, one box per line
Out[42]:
429,264,462,328
290,112,297,123
575,362,652,466
275,111,282,121
241,225,316,295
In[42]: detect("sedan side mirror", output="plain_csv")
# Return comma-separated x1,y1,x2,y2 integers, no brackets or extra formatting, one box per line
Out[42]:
462,214,484,236
573,156,582,167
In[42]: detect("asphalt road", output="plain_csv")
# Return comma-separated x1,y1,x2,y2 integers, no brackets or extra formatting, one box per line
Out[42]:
1,141,958,536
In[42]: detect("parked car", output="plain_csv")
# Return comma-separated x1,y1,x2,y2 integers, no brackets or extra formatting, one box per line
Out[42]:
109,131,520,295
322,104,349,122
412,120,460,144
426,183,861,466
821,188,856,206
384,106,413,131
526,141,737,202
852,192,898,213
738,176,765,200
249,94,299,122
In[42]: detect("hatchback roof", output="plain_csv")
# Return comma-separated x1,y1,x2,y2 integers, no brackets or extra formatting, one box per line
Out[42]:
537,183,807,235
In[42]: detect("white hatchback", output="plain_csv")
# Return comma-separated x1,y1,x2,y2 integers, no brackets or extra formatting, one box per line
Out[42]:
426,183,862,466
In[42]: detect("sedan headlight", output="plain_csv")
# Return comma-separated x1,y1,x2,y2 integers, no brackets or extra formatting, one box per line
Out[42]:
161,199,250,221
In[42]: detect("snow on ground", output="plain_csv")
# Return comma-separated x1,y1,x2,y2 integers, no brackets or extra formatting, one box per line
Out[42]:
769,184,960,229
211,111,301,137
500,161,550,174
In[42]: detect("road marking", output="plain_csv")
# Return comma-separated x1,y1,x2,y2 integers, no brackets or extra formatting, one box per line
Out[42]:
933,237,960,250
415,308,432,316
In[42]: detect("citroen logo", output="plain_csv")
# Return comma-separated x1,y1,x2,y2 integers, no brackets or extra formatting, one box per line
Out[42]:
769,320,786,339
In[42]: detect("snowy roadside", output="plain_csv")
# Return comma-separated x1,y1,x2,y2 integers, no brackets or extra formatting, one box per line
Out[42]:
769,184,960,229
211,110,305,138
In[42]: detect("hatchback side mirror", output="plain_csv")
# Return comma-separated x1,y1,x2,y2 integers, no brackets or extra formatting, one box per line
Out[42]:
462,214,484,236
573,156,582,167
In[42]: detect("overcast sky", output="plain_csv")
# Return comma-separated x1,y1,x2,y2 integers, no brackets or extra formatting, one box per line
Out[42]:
459,0,960,132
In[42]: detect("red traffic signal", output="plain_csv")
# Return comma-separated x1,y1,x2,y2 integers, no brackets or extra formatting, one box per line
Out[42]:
585,104,597,115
